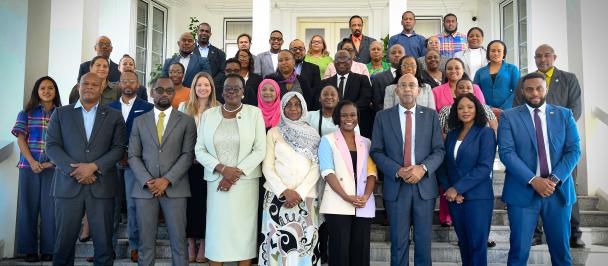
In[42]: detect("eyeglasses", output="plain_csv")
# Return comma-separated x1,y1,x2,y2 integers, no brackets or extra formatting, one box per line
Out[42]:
290,47,305,52
343,48,355,52
154,87,175,95
270,37,283,42
97,42,112,47
224,86,242,93
401,63,417,68
120,79,138,84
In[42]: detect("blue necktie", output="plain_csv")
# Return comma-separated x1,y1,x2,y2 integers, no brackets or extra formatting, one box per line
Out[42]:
533,108,550,178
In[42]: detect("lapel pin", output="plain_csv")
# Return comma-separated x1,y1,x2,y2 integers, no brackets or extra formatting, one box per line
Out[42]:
555,79,559,83
550,112,555,115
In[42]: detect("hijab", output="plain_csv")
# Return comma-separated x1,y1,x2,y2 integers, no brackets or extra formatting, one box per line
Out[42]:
278,91,321,163
257,79,281,128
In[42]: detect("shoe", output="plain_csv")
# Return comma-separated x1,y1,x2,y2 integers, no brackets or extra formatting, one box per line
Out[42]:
40,254,53,261
78,235,91,242
130,250,139,263
570,238,586,248
440,222,452,227
196,257,208,263
531,236,542,246
24,254,40,263
487,240,496,248
86,256,94,263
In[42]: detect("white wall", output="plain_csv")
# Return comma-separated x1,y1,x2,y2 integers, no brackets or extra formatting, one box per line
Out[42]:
526,0,569,71
23,0,51,105
0,0,29,257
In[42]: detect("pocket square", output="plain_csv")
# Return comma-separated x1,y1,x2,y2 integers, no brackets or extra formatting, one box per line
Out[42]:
134,110,144,113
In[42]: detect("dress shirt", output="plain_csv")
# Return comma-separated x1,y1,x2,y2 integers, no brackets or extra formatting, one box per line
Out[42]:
454,140,462,160
270,52,279,72
120,96,136,122
295,62,303,75
540,67,555,90
526,103,552,182
390,67,397,78
398,104,416,166
198,44,210,58
337,73,350,96
437,32,468,58
179,54,191,75
74,100,99,141
153,106,173,136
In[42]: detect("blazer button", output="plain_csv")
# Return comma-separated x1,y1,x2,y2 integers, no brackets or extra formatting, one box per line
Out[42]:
85,149,90,153
158,150,162,153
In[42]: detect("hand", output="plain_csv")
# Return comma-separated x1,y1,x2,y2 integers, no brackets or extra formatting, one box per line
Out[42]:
455,194,465,204
147,178,170,197
530,177,556,197
76,175,97,185
444,187,459,202
216,177,234,192
282,189,302,208
41,162,55,169
70,163,98,179
29,160,43,173
403,165,426,184
341,195,360,208
353,194,370,208
221,166,243,181
119,153,129,167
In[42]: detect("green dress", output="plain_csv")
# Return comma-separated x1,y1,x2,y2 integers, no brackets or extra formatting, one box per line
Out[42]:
366,61,391,80
305,55,333,79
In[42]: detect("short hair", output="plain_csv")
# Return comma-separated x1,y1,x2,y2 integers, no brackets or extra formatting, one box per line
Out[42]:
234,49,255,73
332,100,359,125
24,76,62,113
467,27,484,37
197,22,211,30
270,30,283,36
90,55,109,69
456,77,472,88
402,11,416,19
121,69,139,79
225,57,240,67
486,40,507,61
170,62,185,73
349,15,363,25
521,72,546,84
279,49,295,59
237,33,252,43
443,13,457,22
447,93,487,131
338,38,355,50
224,73,245,89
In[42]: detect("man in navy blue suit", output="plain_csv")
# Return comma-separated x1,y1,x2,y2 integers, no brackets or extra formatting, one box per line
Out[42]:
498,72,581,266
371,73,445,266
162,32,211,88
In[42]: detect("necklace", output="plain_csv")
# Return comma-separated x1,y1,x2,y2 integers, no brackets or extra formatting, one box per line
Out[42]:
222,103,243,113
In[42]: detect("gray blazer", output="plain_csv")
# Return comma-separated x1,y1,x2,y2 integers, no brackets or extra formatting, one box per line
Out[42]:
128,109,197,198
254,51,277,77
46,104,126,198
372,69,395,111
513,67,582,121
339,35,376,64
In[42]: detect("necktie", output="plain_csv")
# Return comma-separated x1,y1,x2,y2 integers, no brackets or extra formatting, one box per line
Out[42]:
403,111,413,167
157,112,165,144
338,76,345,99
533,109,550,177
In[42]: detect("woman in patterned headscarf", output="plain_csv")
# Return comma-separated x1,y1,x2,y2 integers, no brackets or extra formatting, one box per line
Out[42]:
258,91,322,265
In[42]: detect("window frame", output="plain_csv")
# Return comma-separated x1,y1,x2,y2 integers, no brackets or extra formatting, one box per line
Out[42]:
223,17,253,57
135,0,168,86
500,0,527,74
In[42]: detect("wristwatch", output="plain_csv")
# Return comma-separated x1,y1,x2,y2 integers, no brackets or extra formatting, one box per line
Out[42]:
548,174,561,186
421,164,428,173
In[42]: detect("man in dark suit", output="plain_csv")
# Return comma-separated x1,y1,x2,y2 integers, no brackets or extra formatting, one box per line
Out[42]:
129,77,196,266
214,58,261,105
512,44,584,247
192,22,226,80
46,72,126,265
77,36,121,83
161,32,211,88
290,39,321,98
255,30,284,77
499,72,581,266
373,44,405,111
107,70,153,263
319,50,373,137
339,15,376,64
370,73,445,266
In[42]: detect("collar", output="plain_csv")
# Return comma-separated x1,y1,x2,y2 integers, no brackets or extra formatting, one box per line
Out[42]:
351,34,362,42
398,103,417,114
401,30,417,37
154,106,173,118
198,43,210,49
180,52,192,59
540,67,555,78
443,31,459,38
526,102,547,114
337,72,350,80
120,96,136,106
74,100,99,111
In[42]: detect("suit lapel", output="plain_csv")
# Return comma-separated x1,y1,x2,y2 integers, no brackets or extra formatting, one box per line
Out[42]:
334,130,354,178
344,73,356,99
355,134,366,181
549,68,561,91
144,112,160,146
185,54,197,77
456,126,479,164
389,106,404,154
414,107,425,162
545,105,558,161
160,110,181,148
72,107,89,146
518,106,538,148
87,106,108,146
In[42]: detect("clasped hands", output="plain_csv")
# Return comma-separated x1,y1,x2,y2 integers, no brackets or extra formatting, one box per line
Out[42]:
444,187,464,204
282,189,302,208
146,177,170,197
530,177,557,197
217,165,243,192
70,163,98,185
29,160,54,174
397,165,426,184
343,194,371,208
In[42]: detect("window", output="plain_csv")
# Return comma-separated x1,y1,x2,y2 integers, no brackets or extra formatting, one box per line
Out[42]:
136,0,167,85
415,16,442,39
501,0,527,74
224,18,252,58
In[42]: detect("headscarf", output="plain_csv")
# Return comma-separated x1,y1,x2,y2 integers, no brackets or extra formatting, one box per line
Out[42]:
278,92,321,163
257,79,281,128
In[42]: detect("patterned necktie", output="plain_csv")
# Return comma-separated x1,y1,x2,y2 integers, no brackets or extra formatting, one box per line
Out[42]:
157,112,165,144
403,111,413,167
533,109,550,177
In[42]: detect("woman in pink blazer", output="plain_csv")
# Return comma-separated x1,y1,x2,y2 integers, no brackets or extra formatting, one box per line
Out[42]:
433,58,486,112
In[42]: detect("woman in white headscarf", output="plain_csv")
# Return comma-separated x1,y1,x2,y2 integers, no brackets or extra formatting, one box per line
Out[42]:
258,91,322,265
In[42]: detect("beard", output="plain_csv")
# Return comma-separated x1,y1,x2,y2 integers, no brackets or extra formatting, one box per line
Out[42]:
525,97,546,108
155,99,172,109
445,26,457,35
353,30,361,37
295,58,303,64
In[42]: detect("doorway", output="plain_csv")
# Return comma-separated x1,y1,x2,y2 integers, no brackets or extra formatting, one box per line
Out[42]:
297,17,368,57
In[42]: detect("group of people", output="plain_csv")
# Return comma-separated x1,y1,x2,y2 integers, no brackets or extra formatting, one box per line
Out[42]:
13,10,583,266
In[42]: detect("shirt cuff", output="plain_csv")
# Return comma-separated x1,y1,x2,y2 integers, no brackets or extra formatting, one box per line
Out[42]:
528,176,536,184
321,169,335,179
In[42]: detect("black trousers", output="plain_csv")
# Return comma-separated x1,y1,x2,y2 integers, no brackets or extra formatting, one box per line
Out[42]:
186,163,206,238
324,214,372,266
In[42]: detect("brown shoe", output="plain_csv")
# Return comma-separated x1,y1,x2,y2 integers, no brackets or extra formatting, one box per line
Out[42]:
85,256,94,263
130,250,139,263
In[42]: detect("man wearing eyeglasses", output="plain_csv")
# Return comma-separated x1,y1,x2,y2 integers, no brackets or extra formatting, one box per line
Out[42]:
77,36,121,83
290,39,321,108
255,30,284,77
129,77,196,266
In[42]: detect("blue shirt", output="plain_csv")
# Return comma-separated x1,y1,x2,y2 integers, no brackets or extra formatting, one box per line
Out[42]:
388,31,427,58
198,45,210,58
74,100,99,141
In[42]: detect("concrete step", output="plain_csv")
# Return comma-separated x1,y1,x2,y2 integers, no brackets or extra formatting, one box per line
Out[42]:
370,224,608,245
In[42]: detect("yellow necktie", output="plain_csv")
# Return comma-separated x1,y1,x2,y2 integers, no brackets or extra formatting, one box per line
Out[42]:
157,112,165,144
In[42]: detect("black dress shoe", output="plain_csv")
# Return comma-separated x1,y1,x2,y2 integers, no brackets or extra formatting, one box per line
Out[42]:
40,254,53,261
78,236,91,242
487,240,496,248
531,236,542,246
24,254,40,263
570,238,586,248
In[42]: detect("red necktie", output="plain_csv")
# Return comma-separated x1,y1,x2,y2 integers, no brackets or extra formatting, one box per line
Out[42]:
403,111,413,167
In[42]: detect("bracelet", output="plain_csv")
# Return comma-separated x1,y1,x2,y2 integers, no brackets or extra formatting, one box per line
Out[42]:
219,165,226,174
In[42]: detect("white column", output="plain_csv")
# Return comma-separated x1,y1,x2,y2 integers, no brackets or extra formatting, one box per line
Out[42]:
526,0,569,71
388,0,407,36
98,0,135,63
0,0,28,257
251,0,271,55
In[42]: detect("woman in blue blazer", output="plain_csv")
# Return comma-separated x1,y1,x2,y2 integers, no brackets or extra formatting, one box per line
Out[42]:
474,40,520,110
439,93,497,266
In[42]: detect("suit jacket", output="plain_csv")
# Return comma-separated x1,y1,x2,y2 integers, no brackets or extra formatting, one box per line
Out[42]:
46,104,126,198
339,35,376,64
265,72,314,110
512,67,582,121
214,72,262,105
372,69,395,111
161,53,211,88
319,72,372,111
370,104,445,201
78,59,121,83
498,104,580,206
438,126,496,200
193,44,226,80
107,98,154,141
298,61,321,95
474,62,520,109
128,109,197,198
254,51,277,77
195,105,267,182
454,47,488,78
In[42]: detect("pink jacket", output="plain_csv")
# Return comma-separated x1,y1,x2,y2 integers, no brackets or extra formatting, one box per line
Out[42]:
432,83,486,112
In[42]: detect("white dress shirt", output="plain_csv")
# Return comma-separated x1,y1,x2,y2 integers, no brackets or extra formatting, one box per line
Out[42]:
526,103,552,182
454,140,462,160
120,96,136,122
398,104,416,166
337,73,350,96
179,54,191,75
390,67,397,78
154,106,173,136
270,52,279,72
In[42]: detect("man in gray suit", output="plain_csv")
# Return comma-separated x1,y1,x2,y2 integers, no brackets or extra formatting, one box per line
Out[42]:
46,72,126,266
128,77,197,265
340,15,376,64
512,44,584,248
373,44,405,111
255,30,284,77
